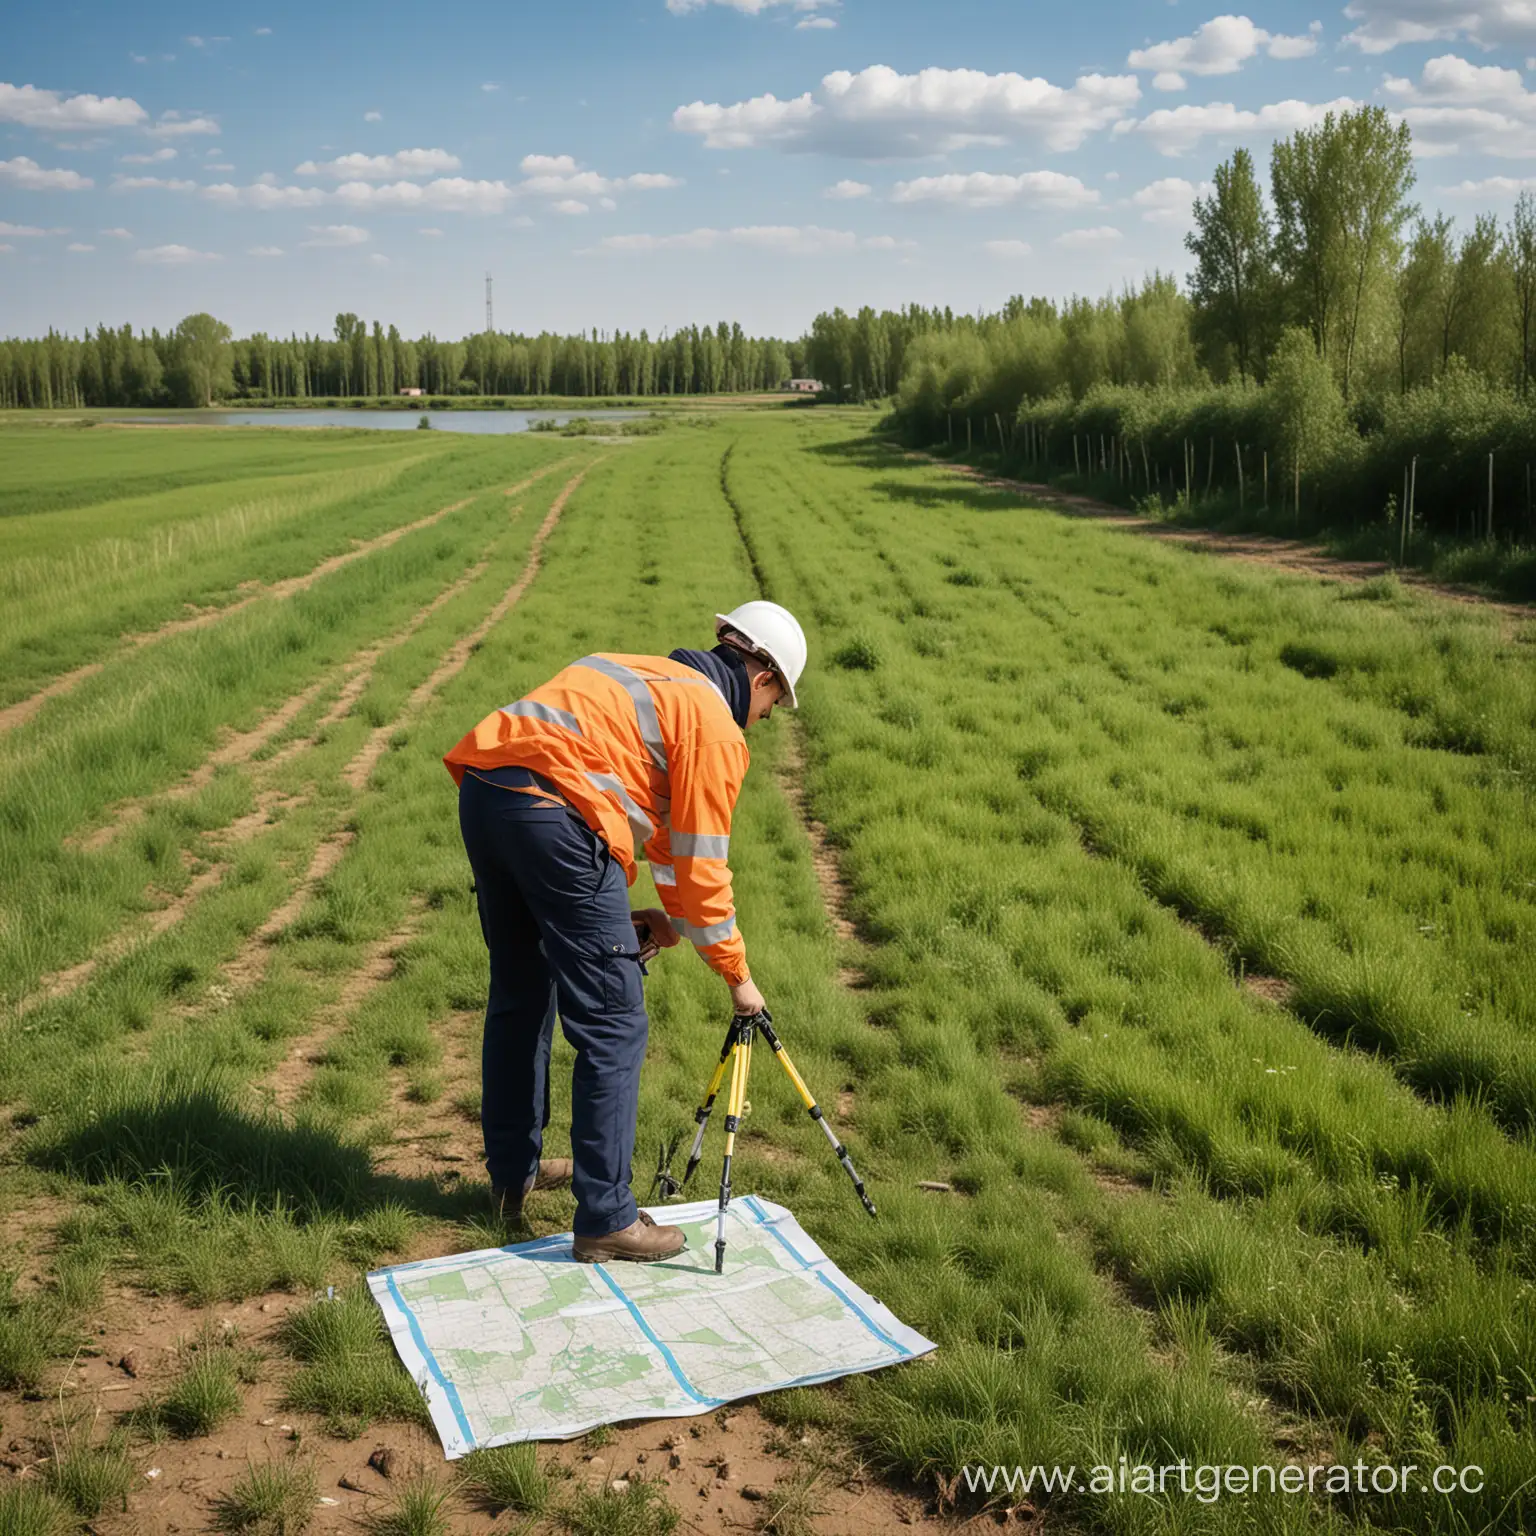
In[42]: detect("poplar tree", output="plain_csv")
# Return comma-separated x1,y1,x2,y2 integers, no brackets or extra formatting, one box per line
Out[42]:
1186,147,1272,383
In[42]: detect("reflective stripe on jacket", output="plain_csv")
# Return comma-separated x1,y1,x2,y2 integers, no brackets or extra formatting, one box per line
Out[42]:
444,653,751,984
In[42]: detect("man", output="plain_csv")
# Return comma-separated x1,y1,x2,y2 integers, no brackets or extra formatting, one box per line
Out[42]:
443,601,808,1263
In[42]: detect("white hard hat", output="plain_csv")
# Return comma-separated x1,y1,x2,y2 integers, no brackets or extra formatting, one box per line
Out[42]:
715,601,807,709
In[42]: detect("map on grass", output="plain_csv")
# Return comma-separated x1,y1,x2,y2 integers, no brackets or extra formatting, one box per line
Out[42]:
368,1195,935,1456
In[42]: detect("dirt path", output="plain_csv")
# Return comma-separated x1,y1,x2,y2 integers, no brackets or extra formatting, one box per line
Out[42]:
0,459,575,741
926,459,1535,626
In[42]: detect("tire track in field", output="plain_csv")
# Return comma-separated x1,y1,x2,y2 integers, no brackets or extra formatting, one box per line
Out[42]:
77,539,501,853
215,459,599,1005
344,458,598,791
263,902,427,1108
18,794,296,1013
0,459,574,739
17,463,585,1012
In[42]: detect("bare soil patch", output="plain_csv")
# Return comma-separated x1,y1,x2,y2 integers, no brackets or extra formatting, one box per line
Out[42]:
0,1267,938,1535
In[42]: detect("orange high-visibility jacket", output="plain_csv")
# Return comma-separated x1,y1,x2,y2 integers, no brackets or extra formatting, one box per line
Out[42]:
444,654,751,985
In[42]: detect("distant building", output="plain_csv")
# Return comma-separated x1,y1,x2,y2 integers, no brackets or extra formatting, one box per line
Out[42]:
399,387,424,397
784,378,823,394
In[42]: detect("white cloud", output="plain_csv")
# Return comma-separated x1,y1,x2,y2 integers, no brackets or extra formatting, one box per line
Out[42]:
1382,53,1536,156
255,26,272,35
130,54,149,64
674,64,1140,156
481,81,500,92
1117,95,1359,155
796,14,837,26
1344,0,1536,53
667,0,837,12
301,224,371,246
823,178,871,198
206,161,235,171
113,174,197,191
0,157,93,190
591,223,884,254
147,113,220,138
120,147,177,164
1129,15,1319,87
984,238,1033,257
861,234,914,249
418,226,444,236
203,181,326,207
248,245,284,256
367,252,389,265
364,110,383,122
332,177,515,213
135,243,220,263
522,153,579,174
100,226,134,238
891,169,1098,208
0,220,50,237
1055,225,1123,247
296,147,462,179
0,245,12,254
0,82,147,131
65,242,93,252
554,198,590,214
1130,176,1209,223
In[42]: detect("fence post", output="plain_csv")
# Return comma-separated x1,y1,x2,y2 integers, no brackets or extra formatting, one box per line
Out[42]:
1235,441,1244,514
1206,438,1215,495
1408,454,1417,554
1140,439,1150,492
1073,435,1081,475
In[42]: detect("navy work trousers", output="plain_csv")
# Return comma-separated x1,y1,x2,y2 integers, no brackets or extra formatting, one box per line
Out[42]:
457,769,648,1238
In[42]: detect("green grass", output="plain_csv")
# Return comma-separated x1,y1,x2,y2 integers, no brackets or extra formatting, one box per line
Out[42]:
130,1338,247,1437
560,1477,679,1536
0,1482,74,1536
279,1287,430,1436
43,1432,134,1518
210,1457,317,1534
362,1470,457,1536
1,413,1532,1532
459,1443,550,1515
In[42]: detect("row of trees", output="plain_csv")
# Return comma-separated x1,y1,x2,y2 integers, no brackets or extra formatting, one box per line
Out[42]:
858,106,1536,548
0,317,810,410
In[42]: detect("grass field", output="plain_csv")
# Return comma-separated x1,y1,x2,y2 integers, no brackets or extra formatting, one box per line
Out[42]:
0,414,1532,1535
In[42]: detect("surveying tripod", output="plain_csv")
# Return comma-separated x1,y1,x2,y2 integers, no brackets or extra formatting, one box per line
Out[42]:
661,1009,877,1273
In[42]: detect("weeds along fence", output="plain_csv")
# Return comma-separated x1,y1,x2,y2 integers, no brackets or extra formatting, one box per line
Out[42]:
905,369,1536,549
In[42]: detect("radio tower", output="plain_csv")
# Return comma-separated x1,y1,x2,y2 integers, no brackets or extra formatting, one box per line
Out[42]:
485,271,494,333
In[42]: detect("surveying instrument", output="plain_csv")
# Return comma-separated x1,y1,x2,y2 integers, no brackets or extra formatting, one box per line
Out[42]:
652,1009,877,1273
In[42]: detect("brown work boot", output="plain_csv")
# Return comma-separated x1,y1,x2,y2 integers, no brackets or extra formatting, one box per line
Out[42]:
490,1159,573,1222
573,1211,686,1264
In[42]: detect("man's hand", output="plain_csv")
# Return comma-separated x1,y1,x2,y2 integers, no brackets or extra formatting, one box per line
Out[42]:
729,978,767,1018
632,909,679,962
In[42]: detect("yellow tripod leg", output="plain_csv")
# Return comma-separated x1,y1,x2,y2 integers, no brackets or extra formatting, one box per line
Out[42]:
682,1017,739,1188
715,1024,752,1273
757,1014,877,1218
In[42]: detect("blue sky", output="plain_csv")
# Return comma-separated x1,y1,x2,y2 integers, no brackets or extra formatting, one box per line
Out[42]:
4,0,1536,339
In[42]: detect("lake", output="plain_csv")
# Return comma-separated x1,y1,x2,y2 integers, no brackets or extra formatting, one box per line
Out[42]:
114,408,645,435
